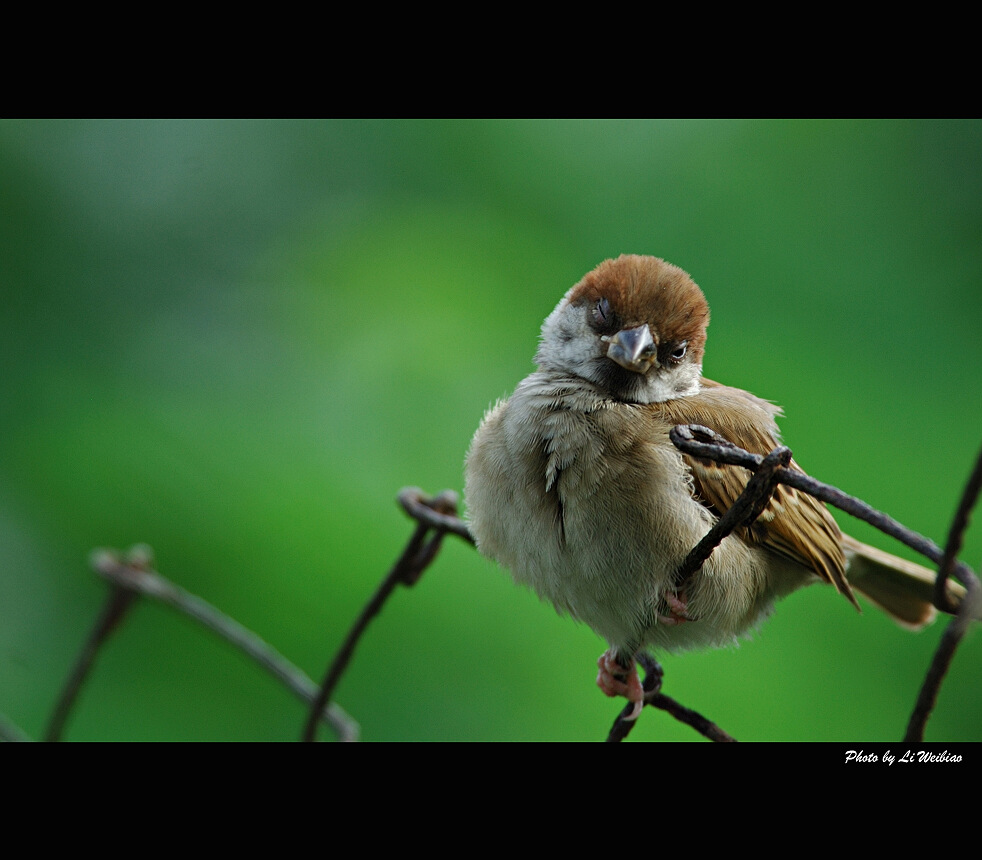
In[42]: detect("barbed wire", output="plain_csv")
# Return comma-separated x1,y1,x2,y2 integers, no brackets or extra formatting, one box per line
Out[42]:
5,428,978,743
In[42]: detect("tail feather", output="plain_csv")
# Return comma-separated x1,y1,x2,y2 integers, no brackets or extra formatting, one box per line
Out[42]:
842,535,966,630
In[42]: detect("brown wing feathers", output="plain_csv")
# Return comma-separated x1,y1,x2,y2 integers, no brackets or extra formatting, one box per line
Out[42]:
651,380,859,609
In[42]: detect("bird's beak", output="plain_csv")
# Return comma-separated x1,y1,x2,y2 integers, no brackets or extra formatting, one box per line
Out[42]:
604,324,657,373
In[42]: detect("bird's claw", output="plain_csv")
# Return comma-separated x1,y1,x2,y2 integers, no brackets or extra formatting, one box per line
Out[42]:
596,649,644,720
658,589,694,625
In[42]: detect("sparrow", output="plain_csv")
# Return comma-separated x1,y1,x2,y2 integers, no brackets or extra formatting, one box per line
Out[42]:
464,254,963,719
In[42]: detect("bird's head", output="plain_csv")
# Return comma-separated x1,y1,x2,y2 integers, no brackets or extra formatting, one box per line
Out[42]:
536,255,710,404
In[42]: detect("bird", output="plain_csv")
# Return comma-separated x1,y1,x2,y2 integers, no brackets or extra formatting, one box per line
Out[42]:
464,254,963,719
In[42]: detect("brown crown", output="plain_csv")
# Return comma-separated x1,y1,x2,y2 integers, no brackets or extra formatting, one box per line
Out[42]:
568,255,710,362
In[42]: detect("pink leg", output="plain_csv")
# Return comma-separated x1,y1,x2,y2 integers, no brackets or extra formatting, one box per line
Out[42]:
596,650,644,720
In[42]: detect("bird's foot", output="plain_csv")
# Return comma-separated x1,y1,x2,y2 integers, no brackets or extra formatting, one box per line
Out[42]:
596,649,644,720
658,589,694,625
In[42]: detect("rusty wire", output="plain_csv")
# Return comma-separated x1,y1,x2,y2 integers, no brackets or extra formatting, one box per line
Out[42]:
23,429,980,743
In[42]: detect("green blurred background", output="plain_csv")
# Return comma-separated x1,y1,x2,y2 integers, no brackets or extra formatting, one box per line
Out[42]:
1,119,979,742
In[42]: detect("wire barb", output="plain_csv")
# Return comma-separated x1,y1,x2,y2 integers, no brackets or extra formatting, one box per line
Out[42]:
670,425,791,589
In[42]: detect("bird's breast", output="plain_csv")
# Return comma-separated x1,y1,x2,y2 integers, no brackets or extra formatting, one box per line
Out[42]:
465,374,716,646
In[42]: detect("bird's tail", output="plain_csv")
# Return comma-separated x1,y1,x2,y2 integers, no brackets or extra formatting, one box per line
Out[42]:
842,534,968,630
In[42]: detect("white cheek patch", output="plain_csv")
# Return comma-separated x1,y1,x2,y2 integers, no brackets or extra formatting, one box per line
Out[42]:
536,298,600,378
635,364,701,404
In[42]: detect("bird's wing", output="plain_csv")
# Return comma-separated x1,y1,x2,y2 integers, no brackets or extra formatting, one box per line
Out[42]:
648,379,857,608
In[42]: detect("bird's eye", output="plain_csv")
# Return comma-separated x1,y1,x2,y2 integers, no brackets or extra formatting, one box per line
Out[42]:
591,298,619,334
668,341,687,363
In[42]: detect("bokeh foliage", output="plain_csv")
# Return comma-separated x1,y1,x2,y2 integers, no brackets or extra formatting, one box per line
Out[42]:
1,119,979,741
